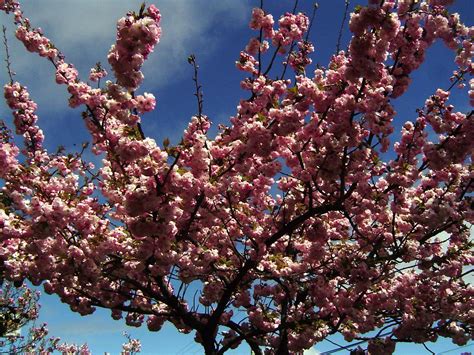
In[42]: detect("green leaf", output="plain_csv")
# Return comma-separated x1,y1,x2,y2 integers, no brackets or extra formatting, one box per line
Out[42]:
257,113,266,122
177,167,187,175
123,126,141,140
287,86,298,95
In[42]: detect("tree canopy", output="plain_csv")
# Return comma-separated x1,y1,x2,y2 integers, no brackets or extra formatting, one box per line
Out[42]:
0,0,472,354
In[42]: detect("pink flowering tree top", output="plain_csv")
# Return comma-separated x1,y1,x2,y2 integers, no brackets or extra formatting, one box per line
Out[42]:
0,0,473,354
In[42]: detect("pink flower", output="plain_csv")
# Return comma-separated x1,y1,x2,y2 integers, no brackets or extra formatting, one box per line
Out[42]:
135,92,156,113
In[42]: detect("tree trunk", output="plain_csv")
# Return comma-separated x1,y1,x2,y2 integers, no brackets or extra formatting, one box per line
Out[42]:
201,330,217,355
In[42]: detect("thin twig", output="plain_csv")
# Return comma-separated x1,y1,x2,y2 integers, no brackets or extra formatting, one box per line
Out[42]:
305,3,319,42
262,44,281,76
2,25,15,83
188,54,204,118
422,342,435,355
336,0,350,53
280,41,297,80
292,0,299,14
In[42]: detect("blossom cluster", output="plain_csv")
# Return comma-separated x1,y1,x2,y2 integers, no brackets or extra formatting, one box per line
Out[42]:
108,5,161,91
4,82,44,153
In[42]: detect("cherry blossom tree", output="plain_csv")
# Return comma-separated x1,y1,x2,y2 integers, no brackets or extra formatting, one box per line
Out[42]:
0,0,473,354
0,281,59,353
0,280,141,354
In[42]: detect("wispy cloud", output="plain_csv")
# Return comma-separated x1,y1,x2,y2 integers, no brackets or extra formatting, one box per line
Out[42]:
55,318,128,337
304,348,321,355
0,1,249,115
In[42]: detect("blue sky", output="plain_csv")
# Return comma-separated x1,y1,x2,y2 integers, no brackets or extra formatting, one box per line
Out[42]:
0,0,473,354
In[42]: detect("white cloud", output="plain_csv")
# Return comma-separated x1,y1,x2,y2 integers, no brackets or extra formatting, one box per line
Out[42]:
303,348,321,355
0,1,250,115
